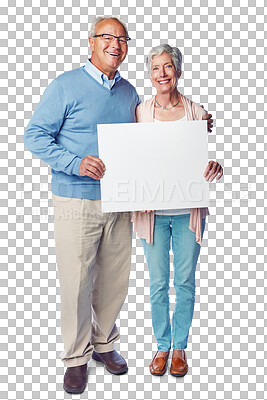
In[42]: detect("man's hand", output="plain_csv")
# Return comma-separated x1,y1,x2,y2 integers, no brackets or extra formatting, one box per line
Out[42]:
79,155,106,180
203,160,223,182
200,105,213,133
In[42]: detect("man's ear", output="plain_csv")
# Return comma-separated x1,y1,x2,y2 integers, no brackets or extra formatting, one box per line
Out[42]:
88,36,95,52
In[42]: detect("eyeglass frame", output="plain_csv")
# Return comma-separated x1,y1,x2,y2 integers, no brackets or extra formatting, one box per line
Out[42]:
93,34,131,44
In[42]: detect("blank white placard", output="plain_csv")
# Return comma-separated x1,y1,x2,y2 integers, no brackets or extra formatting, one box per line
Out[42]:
98,120,210,212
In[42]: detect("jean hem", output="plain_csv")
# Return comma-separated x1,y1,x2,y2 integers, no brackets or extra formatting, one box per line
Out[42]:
173,345,187,351
157,347,171,352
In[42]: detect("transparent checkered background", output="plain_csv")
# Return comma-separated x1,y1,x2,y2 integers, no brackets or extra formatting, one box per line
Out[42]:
1,0,266,399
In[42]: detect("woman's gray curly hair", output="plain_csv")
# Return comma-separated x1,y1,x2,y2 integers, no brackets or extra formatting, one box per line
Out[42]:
89,16,128,38
146,44,182,77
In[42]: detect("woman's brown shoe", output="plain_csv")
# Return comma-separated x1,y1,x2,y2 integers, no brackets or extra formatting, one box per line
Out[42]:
170,350,188,377
149,351,170,376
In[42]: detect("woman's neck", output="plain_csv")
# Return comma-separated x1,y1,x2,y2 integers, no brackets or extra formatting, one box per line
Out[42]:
155,89,180,108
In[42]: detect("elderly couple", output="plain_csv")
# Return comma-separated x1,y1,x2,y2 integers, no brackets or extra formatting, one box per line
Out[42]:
24,16,223,394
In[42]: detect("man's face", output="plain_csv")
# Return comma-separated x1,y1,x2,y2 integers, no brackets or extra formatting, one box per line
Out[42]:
89,19,128,79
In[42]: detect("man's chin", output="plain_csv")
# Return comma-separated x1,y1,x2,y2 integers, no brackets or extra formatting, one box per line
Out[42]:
107,61,122,70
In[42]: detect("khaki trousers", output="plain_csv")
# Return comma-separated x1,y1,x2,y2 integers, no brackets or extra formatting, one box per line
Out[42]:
53,194,132,367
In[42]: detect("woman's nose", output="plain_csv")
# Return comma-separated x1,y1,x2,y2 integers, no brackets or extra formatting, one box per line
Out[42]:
159,68,167,77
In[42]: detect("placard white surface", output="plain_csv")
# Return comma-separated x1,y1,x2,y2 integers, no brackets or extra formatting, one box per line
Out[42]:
98,120,210,212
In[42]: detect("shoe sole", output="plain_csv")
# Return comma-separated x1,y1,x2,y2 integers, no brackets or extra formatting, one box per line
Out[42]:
170,369,188,377
92,352,128,375
150,368,167,376
63,384,86,394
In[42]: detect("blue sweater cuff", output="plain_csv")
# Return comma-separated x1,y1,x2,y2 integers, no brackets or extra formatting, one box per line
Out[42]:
71,157,83,176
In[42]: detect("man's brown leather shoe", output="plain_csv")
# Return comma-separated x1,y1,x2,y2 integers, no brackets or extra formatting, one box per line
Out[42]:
92,350,128,375
149,351,170,376
63,363,87,394
170,350,188,377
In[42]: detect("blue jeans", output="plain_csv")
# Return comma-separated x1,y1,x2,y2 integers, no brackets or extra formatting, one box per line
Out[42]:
141,214,205,351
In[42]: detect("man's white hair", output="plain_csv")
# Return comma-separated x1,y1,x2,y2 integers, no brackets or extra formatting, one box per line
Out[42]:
89,16,128,38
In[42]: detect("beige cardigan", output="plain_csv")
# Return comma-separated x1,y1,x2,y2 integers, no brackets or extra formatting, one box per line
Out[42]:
131,94,210,245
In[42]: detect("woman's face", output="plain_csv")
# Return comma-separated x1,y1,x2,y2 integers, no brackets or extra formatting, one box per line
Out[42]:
150,52,181,95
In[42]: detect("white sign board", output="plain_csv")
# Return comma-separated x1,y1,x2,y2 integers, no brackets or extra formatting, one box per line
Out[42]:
98,120,210,212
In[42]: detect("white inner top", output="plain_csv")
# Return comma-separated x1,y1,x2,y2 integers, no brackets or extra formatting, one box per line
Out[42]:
153,115,187,122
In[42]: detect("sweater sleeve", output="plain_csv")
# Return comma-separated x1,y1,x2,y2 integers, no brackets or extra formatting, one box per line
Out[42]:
24,79,82,176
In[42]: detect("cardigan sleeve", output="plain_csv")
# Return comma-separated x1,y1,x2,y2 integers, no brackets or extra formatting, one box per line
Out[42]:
191,101,207,120
136,102,145,123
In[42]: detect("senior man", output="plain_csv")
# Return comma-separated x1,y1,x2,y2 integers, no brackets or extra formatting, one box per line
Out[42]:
24,16,140,394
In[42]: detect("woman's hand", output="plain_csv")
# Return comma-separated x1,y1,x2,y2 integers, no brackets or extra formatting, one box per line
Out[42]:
203,161,223,182
139,210,153,213
200,105,213,133
203,114,213,133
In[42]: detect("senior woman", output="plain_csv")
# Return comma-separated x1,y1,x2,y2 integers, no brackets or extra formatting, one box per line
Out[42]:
132,44,223,377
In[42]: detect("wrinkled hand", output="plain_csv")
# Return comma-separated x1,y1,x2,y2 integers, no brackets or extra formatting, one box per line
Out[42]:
79,155,106,180
200,105,213,133
203,160,223,182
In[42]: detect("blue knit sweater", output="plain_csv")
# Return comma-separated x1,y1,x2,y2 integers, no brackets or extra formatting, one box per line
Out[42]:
24,66,140,199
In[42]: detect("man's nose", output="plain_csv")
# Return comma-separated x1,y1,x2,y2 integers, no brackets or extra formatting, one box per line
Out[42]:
111,37,121,47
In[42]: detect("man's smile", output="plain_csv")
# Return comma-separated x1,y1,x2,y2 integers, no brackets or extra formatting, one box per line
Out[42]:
106,51,120,57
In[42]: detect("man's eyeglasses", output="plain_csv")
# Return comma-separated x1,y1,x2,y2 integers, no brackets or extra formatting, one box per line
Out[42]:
94,34,131,44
